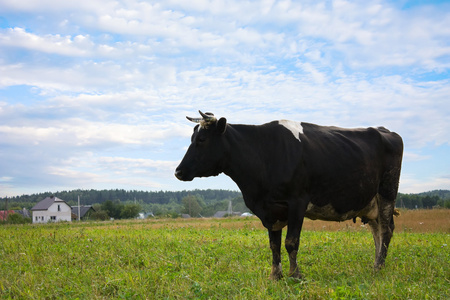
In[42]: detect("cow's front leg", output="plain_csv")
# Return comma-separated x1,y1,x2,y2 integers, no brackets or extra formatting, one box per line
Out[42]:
285,231,302,279
285,235,302,279
268,229,283,280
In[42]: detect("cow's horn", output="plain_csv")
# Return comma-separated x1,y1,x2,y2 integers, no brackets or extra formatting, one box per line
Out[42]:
186,111,216,124
186,116,202,123
199,110,215,121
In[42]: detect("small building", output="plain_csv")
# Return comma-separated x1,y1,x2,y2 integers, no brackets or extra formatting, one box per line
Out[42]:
16,208,31,219
31,195,72,223
137,212,154,219
71,206,96,221
213,211,242,218
241,212,253,217
213,211,228,218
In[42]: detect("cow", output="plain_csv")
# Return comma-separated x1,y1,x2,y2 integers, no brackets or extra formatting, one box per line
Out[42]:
175,111,403,280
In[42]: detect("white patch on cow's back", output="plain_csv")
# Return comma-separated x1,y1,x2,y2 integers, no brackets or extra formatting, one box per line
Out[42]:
279,120,303,142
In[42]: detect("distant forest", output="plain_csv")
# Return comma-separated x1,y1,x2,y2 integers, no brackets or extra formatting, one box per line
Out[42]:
1,189,245,218
1,189,449,218
397,190,450,209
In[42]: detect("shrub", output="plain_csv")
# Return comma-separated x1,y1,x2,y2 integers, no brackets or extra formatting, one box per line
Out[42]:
3,213,31,224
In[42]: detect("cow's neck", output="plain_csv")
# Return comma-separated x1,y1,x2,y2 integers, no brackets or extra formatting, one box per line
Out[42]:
222,124,268,201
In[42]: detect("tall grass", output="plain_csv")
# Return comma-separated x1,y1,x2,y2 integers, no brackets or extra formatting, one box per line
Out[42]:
0,212,448,299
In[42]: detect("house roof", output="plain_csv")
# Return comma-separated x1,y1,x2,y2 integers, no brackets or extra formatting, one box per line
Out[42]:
71,206,95,218
15,208,31,218
213,211,228,218
31,196,70,211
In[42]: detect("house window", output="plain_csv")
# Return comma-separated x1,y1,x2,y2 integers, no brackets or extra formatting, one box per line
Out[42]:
50,216,56,221
35,216,38,221
58,205,61,212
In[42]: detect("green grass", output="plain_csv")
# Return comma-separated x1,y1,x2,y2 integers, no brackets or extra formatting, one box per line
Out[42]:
0,219,448,299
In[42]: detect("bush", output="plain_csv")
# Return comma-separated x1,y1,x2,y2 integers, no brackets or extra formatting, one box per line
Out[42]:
120,204,141,219
3,213,31,224
90,210,110,221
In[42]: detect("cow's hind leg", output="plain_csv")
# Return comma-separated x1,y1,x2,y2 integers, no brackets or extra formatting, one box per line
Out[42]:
368,195,396,269
284,202,306,279
268,230,283,280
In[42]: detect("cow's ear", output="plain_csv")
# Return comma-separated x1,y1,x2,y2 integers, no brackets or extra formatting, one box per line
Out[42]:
217,117,227,135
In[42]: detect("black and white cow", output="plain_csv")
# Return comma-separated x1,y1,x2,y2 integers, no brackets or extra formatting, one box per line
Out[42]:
175,111,403,280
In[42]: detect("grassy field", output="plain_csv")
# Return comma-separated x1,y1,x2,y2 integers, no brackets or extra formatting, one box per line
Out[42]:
0,210,448,299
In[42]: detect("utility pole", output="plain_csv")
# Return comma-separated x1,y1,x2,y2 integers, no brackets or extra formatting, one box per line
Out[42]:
78,195,81,221
4,197,8,222
189,197,192,216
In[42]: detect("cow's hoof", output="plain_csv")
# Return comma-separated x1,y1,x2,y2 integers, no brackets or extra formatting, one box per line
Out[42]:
289,270,303,280
269,272,283,281
269,263,283,280
374,262,385,271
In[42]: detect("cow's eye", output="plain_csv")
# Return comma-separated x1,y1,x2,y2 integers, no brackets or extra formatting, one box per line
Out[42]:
197,136,206,144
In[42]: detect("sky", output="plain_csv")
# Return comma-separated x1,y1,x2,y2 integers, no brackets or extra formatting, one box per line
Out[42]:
0,0,449,197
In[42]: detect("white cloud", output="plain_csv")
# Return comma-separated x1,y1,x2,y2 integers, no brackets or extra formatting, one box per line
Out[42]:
2,1,449,70
0,176,13,182
0,119,188,148
0,0,117,13
403,151,431,162
399,174,450,194
0,0,449,196
0,27,93,56
45,154,179,190
0,27,159,61
97,157,178,173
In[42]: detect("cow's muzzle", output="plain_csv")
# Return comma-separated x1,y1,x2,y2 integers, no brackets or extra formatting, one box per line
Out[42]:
174,169,183,180
174,168,193,181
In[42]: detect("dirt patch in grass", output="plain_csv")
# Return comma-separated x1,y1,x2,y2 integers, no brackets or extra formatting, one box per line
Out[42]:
98,209,449,233
302,209,449,233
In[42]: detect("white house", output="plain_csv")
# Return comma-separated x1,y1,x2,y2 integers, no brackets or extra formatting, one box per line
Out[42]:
31,195,72,223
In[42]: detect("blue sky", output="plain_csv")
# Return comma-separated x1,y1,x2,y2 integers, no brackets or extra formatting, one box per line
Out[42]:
0,0,449,197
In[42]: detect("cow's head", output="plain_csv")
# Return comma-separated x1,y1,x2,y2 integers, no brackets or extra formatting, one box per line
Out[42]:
175,111,228,181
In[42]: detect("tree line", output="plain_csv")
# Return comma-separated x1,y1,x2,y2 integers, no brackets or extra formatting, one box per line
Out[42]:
397,190,450,209
2,189,240,206
1,189,449,222
1,189,244,220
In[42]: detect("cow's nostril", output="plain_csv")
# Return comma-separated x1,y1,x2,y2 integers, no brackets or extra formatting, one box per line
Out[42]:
175,169,183,179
